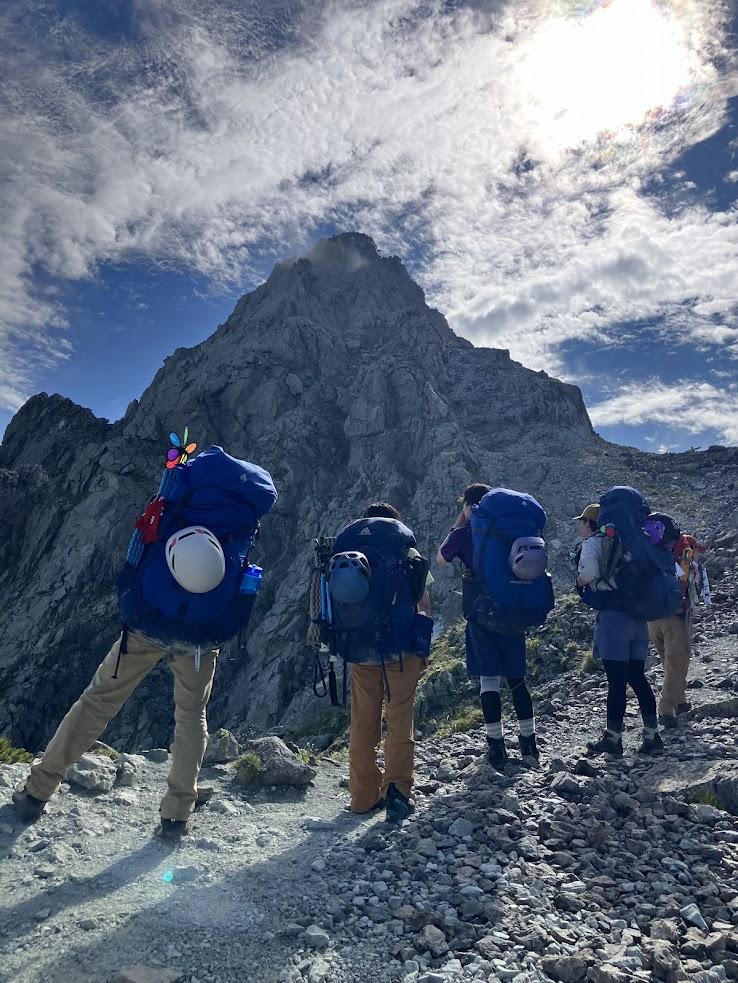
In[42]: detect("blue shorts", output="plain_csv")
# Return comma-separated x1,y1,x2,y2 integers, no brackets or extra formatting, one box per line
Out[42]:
594,610,648,663
465,622,526,678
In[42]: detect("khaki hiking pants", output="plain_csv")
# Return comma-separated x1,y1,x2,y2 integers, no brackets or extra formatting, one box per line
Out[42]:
26,631,217,821
649,613,691,716
349,655,424,813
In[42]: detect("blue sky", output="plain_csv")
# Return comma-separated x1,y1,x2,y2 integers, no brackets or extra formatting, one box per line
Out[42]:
1,0,737,450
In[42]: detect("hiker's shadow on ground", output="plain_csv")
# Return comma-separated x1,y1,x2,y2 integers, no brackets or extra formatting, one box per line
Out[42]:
0,803,32,850
0,838,170,946
8,815,370,983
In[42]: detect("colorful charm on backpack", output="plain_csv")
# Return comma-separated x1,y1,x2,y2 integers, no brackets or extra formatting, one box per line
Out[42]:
166,427,197,469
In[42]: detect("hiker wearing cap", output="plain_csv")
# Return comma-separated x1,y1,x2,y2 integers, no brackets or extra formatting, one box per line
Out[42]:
645,515,710,727
437,484,544,768
574,499,662,757
13,445,277,839
314,502,433,823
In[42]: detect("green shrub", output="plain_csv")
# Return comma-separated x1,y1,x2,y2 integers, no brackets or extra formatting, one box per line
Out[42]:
234,751,263,786
580,649,601,673
687,789,721,808
0,737,33,764
89,741,119,760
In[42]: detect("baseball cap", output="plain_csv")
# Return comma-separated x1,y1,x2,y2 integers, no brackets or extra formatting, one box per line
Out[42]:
573,503,600,523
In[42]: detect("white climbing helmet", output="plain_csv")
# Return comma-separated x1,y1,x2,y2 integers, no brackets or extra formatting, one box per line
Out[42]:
165,526,225,593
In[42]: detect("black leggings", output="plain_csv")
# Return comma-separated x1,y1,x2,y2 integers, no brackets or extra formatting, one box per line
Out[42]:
480,677,534,723
603,659,657,730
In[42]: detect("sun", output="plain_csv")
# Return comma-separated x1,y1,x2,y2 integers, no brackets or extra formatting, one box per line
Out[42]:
514,0,698,152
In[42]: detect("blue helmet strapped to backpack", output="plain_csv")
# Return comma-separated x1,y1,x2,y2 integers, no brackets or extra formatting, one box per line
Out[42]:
470,488,555,633
325,517,432,661
117,446,278,646
327,551,371,604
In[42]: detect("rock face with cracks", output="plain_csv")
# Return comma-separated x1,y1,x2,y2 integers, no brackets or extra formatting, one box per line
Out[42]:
1,232,737,753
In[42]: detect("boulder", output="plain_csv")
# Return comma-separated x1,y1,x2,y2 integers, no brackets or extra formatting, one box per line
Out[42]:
541,955,588,983
203,728,241,764
692,698,738,720
235,737,316,787
647,760,738,816
66,753,117,792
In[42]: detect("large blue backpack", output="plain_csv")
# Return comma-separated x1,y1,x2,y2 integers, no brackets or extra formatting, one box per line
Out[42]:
582,486,681,621
470,488,555,633
117,446,277,645
326,518,432,661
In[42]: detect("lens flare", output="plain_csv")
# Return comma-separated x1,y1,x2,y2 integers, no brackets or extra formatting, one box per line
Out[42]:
162,870,174,883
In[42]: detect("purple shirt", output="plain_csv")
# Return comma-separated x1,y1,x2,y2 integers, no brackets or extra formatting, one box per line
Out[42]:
440,523,474,571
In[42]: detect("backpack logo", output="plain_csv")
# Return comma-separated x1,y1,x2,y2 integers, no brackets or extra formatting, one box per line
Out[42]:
359,528,372,536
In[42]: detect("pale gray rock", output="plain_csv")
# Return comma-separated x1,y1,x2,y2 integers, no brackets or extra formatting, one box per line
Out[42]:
304,924,330,950
113,969,183,983
681,904,709,932
65,753,117,792
203,728,241,764
237,736,316,787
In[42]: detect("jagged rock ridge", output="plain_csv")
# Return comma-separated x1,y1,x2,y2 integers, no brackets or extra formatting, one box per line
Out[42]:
1,232,736,751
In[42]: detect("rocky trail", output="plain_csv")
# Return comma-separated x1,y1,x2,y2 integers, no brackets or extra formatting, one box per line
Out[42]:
1,573,737,983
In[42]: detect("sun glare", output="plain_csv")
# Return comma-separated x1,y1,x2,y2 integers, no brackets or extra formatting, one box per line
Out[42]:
515,0,697,152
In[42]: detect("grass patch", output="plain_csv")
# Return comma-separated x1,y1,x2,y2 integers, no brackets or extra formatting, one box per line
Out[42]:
89,741,119,760
435,703,483,737
687,789,721,808
0,737,33,764
295,749,312,765
234,751,263,786
580,649,601,673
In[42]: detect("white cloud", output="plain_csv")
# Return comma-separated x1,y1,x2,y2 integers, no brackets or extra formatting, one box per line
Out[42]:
589,379,738,444
0,0,737,418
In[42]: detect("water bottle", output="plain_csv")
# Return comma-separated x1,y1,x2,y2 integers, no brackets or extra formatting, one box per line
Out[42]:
240,564,263,595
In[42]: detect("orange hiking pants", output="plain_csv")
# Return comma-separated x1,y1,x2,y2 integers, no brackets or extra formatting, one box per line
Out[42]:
349,655,424,813
26,631,217,821
649,613,691,715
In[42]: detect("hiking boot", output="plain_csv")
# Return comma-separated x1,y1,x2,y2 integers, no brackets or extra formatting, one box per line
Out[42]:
586,732,623,757
486,737,509,769
12,787,46,823
160,819,189,840
385,784,414,823
658,713,679,729
518,734,539,760
676,702,691,715
638,732,665,755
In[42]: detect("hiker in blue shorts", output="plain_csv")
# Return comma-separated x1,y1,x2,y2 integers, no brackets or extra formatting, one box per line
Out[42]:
574,501,663,756
437,483,538,767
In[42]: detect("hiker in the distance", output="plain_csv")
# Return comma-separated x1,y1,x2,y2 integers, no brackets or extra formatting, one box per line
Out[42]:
13,442,277,839
437,484,554,768
313,502,433,823
645,516,710,727
575,487,681,757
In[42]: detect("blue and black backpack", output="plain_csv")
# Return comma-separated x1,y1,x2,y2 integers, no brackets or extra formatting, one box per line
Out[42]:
582,486,681,621
327,517,432,659
117,445,277,647
469,488,555,633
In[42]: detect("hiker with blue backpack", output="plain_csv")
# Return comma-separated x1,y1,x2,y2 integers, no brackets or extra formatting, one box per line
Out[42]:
311,502,433,823
575,487,682,757
437,484,555,768
13,443,277,839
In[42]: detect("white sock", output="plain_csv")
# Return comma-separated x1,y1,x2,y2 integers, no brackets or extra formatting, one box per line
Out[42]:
485,722,503,740
519,719,535,738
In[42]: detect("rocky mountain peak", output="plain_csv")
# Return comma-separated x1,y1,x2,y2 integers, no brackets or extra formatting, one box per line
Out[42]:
1,233,736,755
